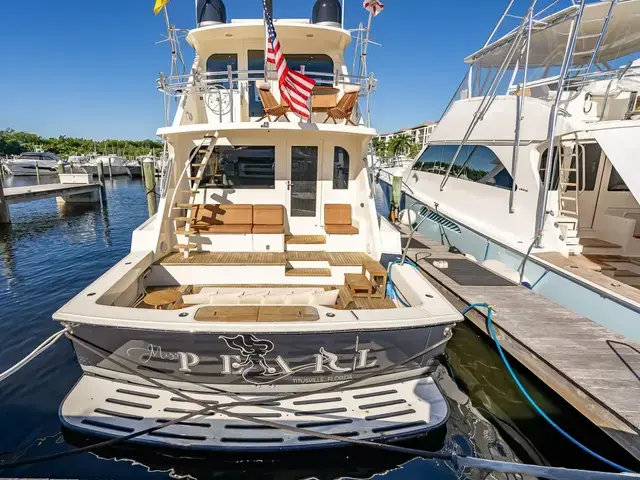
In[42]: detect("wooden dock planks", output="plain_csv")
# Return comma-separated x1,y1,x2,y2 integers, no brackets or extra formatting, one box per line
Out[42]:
401,228,640,461
3,183,100,204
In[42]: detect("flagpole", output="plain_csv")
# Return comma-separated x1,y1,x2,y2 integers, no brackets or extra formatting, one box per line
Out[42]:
358,10,373,79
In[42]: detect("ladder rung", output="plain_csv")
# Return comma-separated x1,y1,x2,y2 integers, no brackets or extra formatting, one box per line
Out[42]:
560,196,577,201
561,183,577,187
187,177,202,181
175,244,197,250
562,168,578,172
181,190,198,194
174,203,192,208
174,217,191,222
177,230,197,236
191,163,203,167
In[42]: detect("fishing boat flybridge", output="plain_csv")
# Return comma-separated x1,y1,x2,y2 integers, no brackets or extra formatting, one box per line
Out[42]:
378,0,640,343
53,0,463,451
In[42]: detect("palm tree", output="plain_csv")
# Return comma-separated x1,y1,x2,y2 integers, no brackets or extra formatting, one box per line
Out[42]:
388,134,413,157
372,138,388,159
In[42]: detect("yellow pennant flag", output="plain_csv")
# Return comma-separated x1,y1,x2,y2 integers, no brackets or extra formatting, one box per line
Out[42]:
154,0,170,15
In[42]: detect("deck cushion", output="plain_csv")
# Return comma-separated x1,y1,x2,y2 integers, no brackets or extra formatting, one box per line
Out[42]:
325,224,359,235
324,204,352,225
206,224,253,234
253,205,284,225
253,224,285,234
210,204,253,225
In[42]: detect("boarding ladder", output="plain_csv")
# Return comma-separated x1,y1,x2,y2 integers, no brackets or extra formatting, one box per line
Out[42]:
535,0,618,248
171,132,219,258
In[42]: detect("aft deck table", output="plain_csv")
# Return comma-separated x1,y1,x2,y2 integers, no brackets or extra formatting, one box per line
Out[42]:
399,227,640,462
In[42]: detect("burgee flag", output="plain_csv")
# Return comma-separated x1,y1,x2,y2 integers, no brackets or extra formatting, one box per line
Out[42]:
154,0,171,15
363,0,385,16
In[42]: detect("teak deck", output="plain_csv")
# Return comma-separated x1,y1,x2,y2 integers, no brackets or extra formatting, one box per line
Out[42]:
400,228,640,461
158,251,372,267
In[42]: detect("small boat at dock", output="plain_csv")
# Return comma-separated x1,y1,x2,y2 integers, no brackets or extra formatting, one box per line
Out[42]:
2,152,60,177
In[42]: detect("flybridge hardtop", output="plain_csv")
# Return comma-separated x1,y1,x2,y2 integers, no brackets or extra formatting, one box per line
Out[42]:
465,0,640,67
54,0,463,452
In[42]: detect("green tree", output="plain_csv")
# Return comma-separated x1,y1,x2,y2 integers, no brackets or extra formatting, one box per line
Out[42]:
372,138,388,159
0,128,163,159
408,142,421,158
388,134,413,157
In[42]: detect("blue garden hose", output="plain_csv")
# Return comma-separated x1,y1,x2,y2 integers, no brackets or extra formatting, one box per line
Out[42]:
386,258,420,307
461,303,636,474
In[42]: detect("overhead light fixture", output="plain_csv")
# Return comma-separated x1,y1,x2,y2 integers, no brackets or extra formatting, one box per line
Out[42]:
307,34,314,37
225,33,233,37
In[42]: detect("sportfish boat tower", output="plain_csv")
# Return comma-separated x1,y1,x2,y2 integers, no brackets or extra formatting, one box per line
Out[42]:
54,0,462,451
378,0,640,343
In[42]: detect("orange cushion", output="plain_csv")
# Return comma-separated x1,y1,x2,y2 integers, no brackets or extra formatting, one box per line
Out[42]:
206,224,252,234
325,224,359,235
210,204,253,225
324,204,352,225
253,205,284,225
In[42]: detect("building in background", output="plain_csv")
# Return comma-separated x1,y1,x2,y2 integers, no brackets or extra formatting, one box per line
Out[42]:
376,121,438,150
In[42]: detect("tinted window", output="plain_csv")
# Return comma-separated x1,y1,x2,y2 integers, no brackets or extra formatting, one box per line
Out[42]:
608,165,629,191
539,148,560,191
206,54,238,88
413,144,512,189
285,54,334,85
196,146,275,189
454,145,513,189
333,147,349,189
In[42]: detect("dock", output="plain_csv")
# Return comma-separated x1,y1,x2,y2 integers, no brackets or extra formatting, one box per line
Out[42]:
400,228,640,461
0,173,101,223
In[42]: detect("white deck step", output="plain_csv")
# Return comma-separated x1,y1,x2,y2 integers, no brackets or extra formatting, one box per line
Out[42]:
60,374,448,451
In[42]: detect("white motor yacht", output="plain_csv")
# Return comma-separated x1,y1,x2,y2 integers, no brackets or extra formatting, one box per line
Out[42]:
54,0,463,452
80,155,130,176
377,0,640,342
2,152,60,176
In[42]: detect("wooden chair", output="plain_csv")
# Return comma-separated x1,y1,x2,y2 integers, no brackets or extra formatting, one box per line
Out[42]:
324,86,360,126
256,83,290,122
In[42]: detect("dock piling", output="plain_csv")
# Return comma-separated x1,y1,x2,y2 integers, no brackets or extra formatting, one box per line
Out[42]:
57,160,65,175
0,174,10,224
107,158,113,180
143,158,157,217
35,160,41,185
97,160,107,203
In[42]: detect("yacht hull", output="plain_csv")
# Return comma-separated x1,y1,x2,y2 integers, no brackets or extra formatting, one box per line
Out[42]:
66,322,450,389
60,322,452,450
376,176,640,343
81,165,130,176
3,162,59,176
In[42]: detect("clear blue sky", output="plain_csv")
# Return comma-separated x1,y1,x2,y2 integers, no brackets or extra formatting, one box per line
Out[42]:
0,0,510,140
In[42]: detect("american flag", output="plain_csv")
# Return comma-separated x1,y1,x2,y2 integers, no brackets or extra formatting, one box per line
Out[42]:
263,0,316,119
363,0,385,16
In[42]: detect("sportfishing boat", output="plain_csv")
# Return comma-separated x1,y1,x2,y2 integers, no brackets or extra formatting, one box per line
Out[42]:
377,0,640,342
2,152,60,176
54,0,463,451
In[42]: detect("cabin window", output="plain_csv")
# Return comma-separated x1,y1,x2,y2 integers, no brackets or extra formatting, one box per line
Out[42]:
608,166,630,192
206,54,238,88
194,146,275,189
452,145,513,190
333,147,349,189
285,54,334,85
412,144,513,189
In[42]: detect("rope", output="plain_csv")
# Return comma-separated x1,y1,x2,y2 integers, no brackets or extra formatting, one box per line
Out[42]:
461,303,636,474
0,329,66,383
